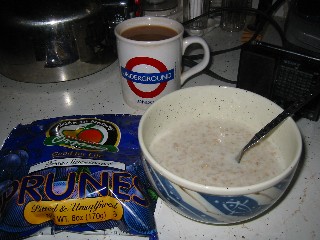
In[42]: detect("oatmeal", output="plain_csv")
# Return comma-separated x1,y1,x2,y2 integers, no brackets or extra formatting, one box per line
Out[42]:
149,118,284,187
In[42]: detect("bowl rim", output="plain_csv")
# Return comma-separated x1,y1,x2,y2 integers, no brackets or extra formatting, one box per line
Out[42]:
138,86,303,195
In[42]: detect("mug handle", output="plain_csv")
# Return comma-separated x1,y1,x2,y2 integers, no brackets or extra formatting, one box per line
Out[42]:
181,36,210,84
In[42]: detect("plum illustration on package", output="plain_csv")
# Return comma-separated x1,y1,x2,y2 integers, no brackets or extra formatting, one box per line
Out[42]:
0,114,158,240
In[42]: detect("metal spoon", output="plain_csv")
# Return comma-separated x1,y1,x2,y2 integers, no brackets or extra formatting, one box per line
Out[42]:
236,85,320,163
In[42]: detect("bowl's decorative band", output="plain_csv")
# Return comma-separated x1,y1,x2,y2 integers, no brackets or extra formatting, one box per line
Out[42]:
143,159,292,224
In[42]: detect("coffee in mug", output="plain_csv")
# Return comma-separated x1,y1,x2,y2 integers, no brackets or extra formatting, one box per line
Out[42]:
121,25,178,41
114,17,210,110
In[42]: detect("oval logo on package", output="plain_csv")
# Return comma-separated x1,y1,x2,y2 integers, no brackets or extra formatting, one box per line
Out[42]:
121,57,175,98
44,118,120,152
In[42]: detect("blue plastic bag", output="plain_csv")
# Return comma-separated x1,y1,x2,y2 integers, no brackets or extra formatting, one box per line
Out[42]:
0,114,158,240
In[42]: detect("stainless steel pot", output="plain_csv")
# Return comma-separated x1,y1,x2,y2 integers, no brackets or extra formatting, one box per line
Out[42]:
0,0,116,83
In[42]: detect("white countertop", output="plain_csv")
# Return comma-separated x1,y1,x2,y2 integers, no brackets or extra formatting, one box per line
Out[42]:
0,21,319,240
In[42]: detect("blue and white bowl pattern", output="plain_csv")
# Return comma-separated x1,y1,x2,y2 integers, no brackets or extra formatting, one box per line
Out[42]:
143,159,293,224
138,86,302,224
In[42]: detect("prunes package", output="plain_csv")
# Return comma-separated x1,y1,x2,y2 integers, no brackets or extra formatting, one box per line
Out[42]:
0,114,158,240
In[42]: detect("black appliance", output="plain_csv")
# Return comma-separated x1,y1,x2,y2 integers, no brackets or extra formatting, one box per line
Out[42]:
284,0,320,57
237,41,320,121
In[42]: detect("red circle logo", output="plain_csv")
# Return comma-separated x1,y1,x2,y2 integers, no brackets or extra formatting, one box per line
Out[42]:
124,57,168,98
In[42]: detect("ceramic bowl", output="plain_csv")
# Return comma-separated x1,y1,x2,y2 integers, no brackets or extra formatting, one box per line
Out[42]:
138,86,302,224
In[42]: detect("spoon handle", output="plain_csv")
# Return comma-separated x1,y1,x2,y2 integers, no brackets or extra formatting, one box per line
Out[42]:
237,84,320,163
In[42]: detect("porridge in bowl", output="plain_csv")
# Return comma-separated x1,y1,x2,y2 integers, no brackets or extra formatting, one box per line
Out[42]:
149,118,284,187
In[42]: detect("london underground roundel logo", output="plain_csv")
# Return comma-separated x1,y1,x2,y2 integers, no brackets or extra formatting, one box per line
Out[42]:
121,57,174,98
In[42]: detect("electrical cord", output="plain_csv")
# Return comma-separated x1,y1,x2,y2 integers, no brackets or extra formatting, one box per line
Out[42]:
182,0,286,84
183,57,237,84
246,0,286,45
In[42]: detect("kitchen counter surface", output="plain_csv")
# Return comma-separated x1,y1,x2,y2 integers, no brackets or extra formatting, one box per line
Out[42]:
0,19,319,240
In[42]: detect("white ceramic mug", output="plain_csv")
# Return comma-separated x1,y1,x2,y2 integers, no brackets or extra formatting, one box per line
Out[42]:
114,17,210,110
